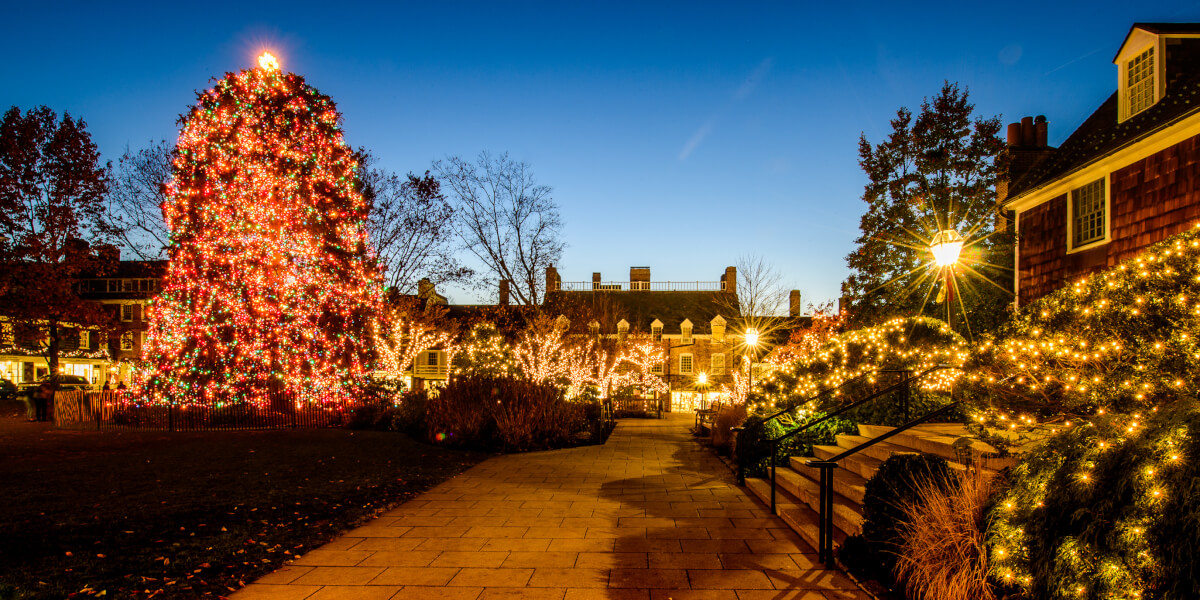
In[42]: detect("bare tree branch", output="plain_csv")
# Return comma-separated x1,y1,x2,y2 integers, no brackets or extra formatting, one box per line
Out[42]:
434,152,564,305
107,140,171,260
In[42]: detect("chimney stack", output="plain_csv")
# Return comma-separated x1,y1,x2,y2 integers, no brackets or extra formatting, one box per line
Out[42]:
499,279,510,306
592,272,601,290
418,278,435,300
1007,115,1049,148
545,265,560,293
723,266,737,295
630,266,650,290
789,290,801,317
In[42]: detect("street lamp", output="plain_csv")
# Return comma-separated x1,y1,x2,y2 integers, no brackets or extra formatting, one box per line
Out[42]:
697,372,708,410
930,229,964,330
745,328,760,402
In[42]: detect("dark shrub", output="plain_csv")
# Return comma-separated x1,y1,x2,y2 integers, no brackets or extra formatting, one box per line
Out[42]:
735,411,857,478
389,390,428,437
840,453,956,591
426,375,587,451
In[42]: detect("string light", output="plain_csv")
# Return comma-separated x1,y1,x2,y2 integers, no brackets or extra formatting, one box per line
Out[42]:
144,53,381,406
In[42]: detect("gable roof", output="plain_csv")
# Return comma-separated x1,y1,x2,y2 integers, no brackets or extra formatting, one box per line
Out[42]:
1114,23,1200,61
1004,44,1200,203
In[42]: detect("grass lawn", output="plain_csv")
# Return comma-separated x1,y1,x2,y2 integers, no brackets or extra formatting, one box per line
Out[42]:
0,400,489,599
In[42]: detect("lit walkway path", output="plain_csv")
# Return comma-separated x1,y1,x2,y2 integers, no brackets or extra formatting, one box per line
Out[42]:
234,413,869,600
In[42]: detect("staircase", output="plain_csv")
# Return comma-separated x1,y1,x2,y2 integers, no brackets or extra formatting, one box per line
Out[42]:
744,422,1017,554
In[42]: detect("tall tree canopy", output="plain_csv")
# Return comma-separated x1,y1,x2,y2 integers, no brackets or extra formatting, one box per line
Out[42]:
145,55,381,402
358,152,471,294
0,105,116,377
434,152,563,305
843,82,1011,334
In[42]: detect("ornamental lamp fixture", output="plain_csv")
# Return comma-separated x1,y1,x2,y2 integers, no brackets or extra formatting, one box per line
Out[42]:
930,229,964,268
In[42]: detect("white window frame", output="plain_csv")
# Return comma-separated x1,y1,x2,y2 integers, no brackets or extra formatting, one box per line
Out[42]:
1067,176,1110,252
711,353,725,376
650,362,664,375
679,353,694,375
121,304,134,322
79,330,90,350
680,320,693,345
1122,45,1157,122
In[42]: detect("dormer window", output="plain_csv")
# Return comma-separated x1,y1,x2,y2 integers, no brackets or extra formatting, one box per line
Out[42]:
617,319,629,342
711,315,726,342
1123,45,1156,120
651,319,663,342
589,320,599,337
680,319,693,344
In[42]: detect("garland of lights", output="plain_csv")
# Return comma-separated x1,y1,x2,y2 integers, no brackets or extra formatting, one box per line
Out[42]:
143,53,381,405
972,224,1200,598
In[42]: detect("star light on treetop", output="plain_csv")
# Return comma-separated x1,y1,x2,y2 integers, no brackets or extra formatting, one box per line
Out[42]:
258,52,280,71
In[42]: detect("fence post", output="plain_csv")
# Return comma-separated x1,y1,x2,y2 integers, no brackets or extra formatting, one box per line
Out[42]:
168,402,174,432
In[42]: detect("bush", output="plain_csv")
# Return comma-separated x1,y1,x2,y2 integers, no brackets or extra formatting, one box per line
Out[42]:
389,390,428,436
895,468,999,600
840,453,957,591
426,375,588,452
988,399,1200,600
735,410,857,478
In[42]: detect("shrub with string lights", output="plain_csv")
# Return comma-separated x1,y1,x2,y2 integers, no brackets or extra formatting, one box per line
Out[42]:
976,225,1200,599
144,53,381,405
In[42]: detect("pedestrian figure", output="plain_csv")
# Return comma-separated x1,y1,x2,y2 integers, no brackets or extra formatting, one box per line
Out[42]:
117,380,127,390
102,381,111,391
35,381,52,422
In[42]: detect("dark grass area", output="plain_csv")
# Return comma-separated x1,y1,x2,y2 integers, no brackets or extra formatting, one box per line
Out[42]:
0,400,489,599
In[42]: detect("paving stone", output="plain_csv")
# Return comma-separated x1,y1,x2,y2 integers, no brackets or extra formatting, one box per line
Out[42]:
237,415,866,599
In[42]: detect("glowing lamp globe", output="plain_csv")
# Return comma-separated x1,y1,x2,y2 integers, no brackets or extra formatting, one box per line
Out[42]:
930,229,964,267
258,52,280,71
698,372,708,385
745,328,760,347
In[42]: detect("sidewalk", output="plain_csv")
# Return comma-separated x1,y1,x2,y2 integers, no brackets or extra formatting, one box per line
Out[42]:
234,413,869,600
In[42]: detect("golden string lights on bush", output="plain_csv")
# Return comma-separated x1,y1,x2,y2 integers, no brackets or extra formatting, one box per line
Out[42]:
755,316,967,413
144,53,381,405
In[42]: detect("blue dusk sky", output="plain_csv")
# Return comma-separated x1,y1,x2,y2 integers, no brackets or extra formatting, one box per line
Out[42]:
4,1,1199,305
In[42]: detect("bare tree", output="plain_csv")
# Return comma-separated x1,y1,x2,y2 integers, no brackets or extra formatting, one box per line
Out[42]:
717,254,799,366
107,140,172,260
359,151,471,293
434,152,564,305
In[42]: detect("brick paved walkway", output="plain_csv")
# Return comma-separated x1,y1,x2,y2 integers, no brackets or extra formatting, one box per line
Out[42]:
233,414,869,600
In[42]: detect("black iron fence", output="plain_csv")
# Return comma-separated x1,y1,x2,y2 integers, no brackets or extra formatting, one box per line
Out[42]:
53,390,364,431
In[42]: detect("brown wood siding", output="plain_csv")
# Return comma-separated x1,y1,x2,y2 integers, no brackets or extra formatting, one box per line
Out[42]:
1108,133,1200,265
1017,132,1200,305
1018,194,1067,305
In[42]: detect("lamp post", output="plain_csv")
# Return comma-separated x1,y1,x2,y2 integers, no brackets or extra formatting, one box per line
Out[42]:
745,327,759,402
929,229,964,331
698,371,708,410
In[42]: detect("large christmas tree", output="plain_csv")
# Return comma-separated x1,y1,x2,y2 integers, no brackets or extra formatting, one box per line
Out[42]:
145,53,381,404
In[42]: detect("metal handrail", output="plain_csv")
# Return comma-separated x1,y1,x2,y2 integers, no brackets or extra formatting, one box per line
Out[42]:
807,399,962,565
733,369,895,483
765,365,959,513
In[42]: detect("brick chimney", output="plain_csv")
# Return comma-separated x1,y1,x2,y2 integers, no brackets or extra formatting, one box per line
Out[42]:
592,272,601,290
498,279,510,305
998,115,1056,212
545,265,560,293
630,266,650,290
722,266,737,295
789,290,801,317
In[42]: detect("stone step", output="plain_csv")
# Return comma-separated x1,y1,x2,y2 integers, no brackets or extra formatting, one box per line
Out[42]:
745,477,850,554
777,503,848,555
833,434,921,463
858,423,1018,471
789,456,868,505
761,469,862,536
813,444,883,482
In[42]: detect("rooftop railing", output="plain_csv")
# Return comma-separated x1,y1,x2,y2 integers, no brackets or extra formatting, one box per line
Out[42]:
556,281,724,292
